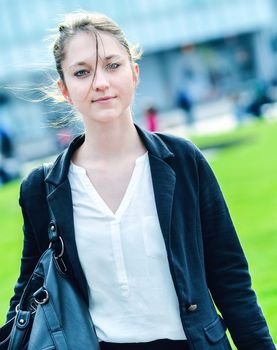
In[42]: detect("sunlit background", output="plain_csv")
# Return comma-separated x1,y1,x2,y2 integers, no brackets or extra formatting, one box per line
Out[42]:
0,0,276,346
1,0,277,162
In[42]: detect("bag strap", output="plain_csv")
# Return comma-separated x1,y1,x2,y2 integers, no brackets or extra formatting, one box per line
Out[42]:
43,164,61,247
43,163,67,273
43,163,56,234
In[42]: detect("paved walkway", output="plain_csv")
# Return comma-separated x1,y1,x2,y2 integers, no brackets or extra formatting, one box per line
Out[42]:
157,99,277,137
158,109,238,138
140,97,240,137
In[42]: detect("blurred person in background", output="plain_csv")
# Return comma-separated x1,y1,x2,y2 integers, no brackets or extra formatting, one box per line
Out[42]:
246,80,274,118
3,11,275,350
0,124,18,185
231,92,248,125
176,87,195,126
56,127,73,151
144,105,158,132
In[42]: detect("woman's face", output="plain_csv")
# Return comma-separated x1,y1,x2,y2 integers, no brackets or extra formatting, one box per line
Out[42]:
58,31,138,125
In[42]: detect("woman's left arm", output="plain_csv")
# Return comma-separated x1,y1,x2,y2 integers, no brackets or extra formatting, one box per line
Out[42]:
197,150,275,349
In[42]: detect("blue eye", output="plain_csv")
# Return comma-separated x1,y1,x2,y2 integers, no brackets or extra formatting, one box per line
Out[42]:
74,69,89,77
106,63,120,71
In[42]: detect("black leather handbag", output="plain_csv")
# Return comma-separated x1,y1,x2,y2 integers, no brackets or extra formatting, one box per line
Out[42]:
0,165,100,350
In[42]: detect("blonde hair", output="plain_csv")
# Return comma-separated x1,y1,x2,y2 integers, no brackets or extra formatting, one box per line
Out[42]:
47,11,142,104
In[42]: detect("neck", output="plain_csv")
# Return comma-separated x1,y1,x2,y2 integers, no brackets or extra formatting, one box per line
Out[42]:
74,117,145,164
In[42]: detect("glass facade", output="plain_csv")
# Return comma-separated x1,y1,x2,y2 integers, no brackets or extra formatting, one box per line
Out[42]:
0,0,274,79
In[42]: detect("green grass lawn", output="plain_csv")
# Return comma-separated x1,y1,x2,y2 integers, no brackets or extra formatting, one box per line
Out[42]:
0,180,23,322
0,119,276,346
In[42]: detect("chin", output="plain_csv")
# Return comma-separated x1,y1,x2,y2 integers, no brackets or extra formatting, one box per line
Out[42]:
91,114,122,124
92,110,130,123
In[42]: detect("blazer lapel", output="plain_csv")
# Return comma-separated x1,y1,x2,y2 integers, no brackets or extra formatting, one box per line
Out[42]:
135,126,177,249
148,154,176,248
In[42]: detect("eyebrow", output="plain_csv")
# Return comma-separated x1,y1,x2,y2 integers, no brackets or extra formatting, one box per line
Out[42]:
69,54,122,69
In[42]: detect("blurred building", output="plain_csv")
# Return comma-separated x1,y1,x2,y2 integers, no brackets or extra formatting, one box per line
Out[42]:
0,0,277,160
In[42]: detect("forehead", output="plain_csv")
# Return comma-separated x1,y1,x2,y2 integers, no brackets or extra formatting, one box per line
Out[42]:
63,31,128,67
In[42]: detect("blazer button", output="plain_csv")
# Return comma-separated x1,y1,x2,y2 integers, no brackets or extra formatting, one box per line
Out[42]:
187,304,198,312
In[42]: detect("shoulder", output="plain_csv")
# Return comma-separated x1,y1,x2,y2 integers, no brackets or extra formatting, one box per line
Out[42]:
153,132,215,182
154,131,202,161
21,165,44,189
19,165,46,204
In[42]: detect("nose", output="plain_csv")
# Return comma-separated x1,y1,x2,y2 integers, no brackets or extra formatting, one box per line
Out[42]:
93,69,109,91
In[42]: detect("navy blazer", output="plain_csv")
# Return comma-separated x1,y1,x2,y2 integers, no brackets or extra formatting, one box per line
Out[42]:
8,125,275,349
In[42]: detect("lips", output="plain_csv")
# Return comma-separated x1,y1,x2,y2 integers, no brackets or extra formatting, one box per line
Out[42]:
92,96,116,103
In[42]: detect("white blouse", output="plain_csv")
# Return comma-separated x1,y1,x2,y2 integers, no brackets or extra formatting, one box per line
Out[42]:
68,153,186,343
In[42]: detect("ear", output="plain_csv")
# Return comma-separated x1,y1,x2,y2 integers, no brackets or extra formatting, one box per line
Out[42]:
133,63,139,83
57,80,72,104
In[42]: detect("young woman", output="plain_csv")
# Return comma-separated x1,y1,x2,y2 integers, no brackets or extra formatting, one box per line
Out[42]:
6,11,275,350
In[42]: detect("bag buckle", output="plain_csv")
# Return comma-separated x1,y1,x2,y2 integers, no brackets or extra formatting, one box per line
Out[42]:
33,287,49,305
49,236,64,258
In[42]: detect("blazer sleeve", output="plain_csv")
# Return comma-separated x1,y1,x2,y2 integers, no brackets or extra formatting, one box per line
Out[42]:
196,150,275,349
6,168,46,322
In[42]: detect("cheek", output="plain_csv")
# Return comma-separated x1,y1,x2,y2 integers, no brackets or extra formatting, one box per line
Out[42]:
121,74,136,98
119,85,134,104
67,80,92,102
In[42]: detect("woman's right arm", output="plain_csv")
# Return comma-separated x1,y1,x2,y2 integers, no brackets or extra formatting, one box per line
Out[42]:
6,174,43,321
